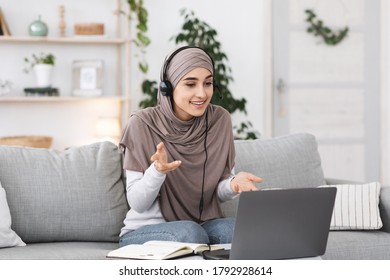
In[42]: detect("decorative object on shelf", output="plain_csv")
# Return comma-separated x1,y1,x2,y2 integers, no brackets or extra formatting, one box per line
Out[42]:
0,7,11,36
305,9,349,46
74,23,104,36
0,136,53,148
24,52,55,88
72,60,103,97
33,64,54,87
24,87,59,97
58,5,66,37
0,79,12,96
28,15,49,37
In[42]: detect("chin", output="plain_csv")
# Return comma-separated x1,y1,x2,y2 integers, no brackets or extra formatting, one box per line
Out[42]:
192,109,208,118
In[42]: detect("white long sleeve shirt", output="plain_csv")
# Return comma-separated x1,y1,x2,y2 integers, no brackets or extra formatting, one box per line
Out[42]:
120,164,237,236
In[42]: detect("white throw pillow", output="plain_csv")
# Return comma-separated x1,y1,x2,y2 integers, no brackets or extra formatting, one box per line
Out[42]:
0,181,26,248
320,182,382,230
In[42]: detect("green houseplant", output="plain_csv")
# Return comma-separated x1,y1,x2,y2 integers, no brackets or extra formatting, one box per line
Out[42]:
24,52,55,73
305,9,349,45
24,52,55,88
126,0,150,74
139,10,258,139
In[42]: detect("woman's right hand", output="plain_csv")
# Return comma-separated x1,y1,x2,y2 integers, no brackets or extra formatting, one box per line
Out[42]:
230,172,262,193
150,142,181,174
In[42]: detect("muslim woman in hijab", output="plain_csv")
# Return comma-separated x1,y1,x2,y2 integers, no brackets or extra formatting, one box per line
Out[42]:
118,46,262,247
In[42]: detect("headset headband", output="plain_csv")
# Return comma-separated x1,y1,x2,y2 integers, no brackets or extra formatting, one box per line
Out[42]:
159,46,220,98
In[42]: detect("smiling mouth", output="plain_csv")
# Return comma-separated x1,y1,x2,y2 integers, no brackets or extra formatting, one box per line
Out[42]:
190,101,206,105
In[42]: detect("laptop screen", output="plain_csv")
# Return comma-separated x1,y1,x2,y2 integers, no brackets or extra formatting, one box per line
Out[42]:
228,187,336,260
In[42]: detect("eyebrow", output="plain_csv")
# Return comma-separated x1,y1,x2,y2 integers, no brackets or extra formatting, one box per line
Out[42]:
182,74,213,81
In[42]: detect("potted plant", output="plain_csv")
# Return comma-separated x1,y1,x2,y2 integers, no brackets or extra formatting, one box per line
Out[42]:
24,52,55,88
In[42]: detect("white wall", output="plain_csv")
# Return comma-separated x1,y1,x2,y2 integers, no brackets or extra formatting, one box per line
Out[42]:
0,0,267,150
381,0,390,185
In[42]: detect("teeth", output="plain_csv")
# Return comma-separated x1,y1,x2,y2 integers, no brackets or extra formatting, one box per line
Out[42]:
191,101,204,105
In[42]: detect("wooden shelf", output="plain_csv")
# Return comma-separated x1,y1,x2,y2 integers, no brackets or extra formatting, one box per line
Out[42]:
0,1,131,149
0,96,128,103
0,36,128,45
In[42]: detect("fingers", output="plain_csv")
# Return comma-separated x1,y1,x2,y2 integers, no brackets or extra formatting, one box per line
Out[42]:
231,182,258,193
232,182,257,193
153,159,182,173
156,142,164,153
150,142,182,173
231,172,263,193
150,153,158,162
250,174,263,183
247,184,259,191
150,142,165,162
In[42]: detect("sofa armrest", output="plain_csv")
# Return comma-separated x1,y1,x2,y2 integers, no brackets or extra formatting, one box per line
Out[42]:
380,186,390,233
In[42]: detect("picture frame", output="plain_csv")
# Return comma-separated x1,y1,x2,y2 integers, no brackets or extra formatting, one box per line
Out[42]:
72,60,103,97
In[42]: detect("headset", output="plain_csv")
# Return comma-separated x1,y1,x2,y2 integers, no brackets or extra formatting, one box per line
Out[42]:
159,46,222,99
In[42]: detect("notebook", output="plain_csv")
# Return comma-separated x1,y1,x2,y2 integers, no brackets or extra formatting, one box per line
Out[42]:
203,187,336,260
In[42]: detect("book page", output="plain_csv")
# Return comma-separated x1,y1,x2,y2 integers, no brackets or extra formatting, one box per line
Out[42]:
107,241,224,260
107,243,192,260
145,241,202,250
144,241,224,253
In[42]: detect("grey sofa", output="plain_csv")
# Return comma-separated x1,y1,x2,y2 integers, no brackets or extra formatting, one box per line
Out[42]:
0,133,389,259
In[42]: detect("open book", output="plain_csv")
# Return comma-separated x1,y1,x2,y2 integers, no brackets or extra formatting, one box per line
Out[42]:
106,240,224,260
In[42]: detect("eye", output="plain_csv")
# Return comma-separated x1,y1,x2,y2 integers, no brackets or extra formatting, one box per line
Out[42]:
205,81,213,87
185,83,196,88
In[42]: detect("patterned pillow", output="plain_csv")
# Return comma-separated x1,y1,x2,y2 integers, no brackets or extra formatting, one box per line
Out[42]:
320,182,382,230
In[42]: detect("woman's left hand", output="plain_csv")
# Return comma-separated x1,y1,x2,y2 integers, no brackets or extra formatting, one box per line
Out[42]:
230,172,263,193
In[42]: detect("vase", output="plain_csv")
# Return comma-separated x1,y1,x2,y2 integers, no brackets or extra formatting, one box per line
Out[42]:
33,64,53,88
29,15,48,37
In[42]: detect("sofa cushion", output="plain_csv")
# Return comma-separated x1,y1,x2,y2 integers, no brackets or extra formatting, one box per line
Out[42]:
324,231,390,259
234,133,326,189
0,141,128,243
0,182,26,248
0,242,118,260
221,133,326,217
320,182,382,230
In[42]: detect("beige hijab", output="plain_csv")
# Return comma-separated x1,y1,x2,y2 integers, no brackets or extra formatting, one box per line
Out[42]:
120,47,235,222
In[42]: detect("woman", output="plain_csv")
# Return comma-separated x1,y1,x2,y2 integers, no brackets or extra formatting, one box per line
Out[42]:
119,46,262,247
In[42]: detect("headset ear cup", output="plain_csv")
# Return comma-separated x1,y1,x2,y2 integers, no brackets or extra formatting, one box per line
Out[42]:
159,81,173,97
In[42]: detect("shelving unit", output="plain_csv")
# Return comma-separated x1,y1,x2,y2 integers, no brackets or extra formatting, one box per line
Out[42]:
0,96,128,103
0,13,131,115
0,34,130,107
0,36,127,44
0,0,131,150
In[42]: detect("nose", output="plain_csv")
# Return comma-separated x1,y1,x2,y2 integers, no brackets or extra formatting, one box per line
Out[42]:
195,84,208,99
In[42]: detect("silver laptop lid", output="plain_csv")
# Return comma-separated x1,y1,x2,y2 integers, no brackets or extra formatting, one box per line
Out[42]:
230,187,336,260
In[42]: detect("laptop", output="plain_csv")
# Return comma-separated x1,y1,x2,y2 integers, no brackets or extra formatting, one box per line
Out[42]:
203,187,336,260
